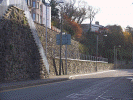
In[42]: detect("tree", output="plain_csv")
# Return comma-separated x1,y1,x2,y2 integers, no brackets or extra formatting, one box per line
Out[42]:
125,25,133,36
63,15,82,39
87,6,100,31
50,0,59,18
50,0,60,28
63,0,88,24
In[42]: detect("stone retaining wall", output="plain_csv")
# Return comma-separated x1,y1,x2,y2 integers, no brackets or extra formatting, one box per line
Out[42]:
0,6,114,83
34,14,114,77
0,6,48,83
35,22,80,59
49,58,114,76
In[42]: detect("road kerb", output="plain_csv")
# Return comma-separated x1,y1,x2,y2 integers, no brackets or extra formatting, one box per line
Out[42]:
69,70,116,79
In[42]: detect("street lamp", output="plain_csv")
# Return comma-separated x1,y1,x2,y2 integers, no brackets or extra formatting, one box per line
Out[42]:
58,3,64,75
42,0,50,58
42,0,64,58
96,34,107,71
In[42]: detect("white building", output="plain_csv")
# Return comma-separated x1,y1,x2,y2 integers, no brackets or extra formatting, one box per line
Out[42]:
0,0,51,28
81,21,109,34
81,22,103,34
26,0,51,28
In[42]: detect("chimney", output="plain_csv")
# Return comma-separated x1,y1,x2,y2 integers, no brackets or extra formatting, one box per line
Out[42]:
95,21,99,25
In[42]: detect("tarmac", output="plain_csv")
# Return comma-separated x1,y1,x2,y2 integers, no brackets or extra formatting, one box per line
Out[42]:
0,70,116,92
0,75,70,92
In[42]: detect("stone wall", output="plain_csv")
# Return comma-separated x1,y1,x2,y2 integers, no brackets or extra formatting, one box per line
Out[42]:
34,16,114,76
49,58,114,76
0,6,48,83
35,22,80,59
0,6,114,83
34,22,80,75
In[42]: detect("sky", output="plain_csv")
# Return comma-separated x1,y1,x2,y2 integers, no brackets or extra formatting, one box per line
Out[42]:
81,0,133,30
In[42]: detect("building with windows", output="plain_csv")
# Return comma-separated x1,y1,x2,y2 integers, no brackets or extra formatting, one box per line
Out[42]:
0,0,51,28
26,0,51,28
81,21,109,34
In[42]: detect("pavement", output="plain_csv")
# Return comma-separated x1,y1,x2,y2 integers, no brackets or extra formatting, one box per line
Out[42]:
1,69,133,100
0,75,70,92
0,70,117,92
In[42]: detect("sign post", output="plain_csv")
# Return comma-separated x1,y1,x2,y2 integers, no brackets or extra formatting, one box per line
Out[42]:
56,33,71,75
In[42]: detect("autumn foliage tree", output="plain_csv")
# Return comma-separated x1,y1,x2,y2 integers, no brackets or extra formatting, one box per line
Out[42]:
63,15,82,39
122,31,133,63
103,25,133,63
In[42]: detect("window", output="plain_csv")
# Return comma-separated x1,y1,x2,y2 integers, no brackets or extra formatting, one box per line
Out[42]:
40,5,42,12
37,2,39,9
37,14,39,22
25,0,28,5
33,1,35,8
25,0,31,6
33,13,35,21
40,16,42,24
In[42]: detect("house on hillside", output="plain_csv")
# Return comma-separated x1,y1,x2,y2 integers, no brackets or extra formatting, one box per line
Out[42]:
0,0,51,28
81,21,109,34
81,21,109,41
25,0,51,28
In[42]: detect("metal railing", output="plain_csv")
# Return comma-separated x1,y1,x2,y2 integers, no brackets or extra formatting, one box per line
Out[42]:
52,49,108,63
0,0,49,74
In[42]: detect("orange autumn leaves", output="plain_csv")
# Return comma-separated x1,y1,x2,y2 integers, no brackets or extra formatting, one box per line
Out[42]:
123,31,133,44
64,15,82,38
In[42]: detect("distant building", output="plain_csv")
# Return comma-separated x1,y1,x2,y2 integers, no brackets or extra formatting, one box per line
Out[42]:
81,21,109,34
0,0,51,28
25,0,51,28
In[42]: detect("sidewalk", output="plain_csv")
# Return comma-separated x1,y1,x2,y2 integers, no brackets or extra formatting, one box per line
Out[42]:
0,75,70,92
0,70,116,92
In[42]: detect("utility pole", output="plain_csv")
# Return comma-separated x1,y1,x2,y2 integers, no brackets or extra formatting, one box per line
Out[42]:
96,35,98,71
59,5,63,75
114,46,116,69
65,33,67,75
132,51,133,68
114,45,121,69
116,49,117,69
45,3,48,57
42,1,50,58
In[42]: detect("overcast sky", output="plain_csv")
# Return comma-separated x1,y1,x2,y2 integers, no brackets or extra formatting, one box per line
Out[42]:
81,0,133,29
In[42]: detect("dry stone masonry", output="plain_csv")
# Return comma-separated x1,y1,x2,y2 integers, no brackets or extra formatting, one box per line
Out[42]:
0,6,48,83
34,21,114,76
0,6,114,83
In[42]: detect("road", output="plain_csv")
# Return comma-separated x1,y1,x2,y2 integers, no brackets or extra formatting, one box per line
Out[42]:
0,69,133,100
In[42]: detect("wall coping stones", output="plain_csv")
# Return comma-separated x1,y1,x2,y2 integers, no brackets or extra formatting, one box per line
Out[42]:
55,57,108,63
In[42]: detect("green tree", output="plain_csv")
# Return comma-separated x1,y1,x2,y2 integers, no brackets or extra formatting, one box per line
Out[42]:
50,0,60,28
50,0,59,18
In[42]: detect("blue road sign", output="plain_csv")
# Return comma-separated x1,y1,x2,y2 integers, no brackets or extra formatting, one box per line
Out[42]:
56,34,71,45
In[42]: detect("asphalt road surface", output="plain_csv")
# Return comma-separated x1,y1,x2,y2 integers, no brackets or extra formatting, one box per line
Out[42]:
0,69,133,100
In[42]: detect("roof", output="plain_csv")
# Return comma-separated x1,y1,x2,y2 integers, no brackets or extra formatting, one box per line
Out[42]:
81,24,104,28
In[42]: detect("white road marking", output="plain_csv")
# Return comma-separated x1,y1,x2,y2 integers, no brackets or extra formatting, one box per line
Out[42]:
127,77,133,83
66,93,96,99
95,90,108,100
